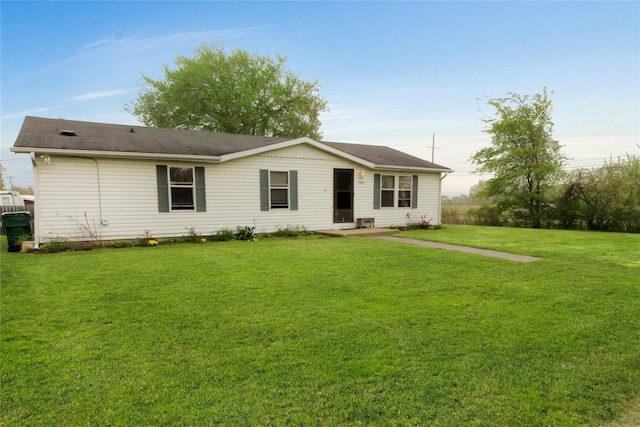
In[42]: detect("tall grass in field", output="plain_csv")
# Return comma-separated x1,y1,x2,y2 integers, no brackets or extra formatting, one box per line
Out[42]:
2,227,639,426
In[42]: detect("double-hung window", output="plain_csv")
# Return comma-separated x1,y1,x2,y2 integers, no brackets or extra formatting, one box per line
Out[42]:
170,167,195,210
381,175,395,208
259,169,298,211
156,165,206,212
375,174,418,209
398,175,413,207
269,171,289,209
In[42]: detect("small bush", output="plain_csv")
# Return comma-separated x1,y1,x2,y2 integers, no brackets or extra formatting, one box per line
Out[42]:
210,228,236,242
113,240,136,248
273,225,312,237
406,216,434,230
37,241,78,253
134,231,155,247
183,226,203,243
235,226,256,241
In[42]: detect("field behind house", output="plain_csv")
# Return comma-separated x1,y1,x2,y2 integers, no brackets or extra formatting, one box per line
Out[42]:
440,203,482,225
2,227,639,426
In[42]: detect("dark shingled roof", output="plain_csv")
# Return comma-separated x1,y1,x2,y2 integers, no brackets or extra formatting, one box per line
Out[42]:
321,141,449,170
13,116,451,171
13,116,289,156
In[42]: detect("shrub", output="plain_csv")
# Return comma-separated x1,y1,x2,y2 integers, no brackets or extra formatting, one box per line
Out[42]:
405,216,433,230
441,206,466,225
466,205,503,226
113,240,136,248
135,231,155,247
37,241,77,253
183,226,203,243
273,225,312,237
235,226,256,241
211,228,236,242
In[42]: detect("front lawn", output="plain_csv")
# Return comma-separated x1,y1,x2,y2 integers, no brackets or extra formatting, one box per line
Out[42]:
2,227,639,426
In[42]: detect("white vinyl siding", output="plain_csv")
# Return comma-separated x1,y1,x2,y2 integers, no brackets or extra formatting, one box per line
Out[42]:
32,144,445,244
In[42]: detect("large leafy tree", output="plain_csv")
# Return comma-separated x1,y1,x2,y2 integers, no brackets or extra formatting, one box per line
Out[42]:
126,45,328,140
471,89,567,228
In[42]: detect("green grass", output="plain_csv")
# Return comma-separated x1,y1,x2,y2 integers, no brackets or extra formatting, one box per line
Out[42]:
1,227,639,426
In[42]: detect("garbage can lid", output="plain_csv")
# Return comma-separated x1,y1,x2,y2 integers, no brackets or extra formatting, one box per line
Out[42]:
1,211,31,217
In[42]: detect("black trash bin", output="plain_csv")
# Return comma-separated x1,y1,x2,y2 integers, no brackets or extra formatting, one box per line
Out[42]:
2,211,32,252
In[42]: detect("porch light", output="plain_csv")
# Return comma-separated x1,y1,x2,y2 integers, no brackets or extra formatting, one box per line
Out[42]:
358,170,365,179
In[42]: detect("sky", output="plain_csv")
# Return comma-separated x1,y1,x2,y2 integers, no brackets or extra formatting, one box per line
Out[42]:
1,1,638,196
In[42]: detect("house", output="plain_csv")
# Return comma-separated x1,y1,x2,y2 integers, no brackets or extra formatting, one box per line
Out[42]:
11,116,452,247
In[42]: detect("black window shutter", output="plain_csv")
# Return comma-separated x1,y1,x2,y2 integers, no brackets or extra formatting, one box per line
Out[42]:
289,170,298,211
156,165,169,212
259,169,269,211
195,167,206,212
412,175,419,209
373,173,381,209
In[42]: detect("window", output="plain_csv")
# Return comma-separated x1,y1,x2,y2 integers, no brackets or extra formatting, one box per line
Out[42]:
374,174,418,209
398,175,412,208
170,167,194,210
270,171,289,209
156,165,206,213
381,175,395,208
260,169,298,211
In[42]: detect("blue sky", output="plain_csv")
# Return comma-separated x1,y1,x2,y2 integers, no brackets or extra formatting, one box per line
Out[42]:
1,1,638,195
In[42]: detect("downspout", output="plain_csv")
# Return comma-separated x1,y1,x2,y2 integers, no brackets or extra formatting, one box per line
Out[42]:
30,153,40,249
438,172,451,225
89,157,106,226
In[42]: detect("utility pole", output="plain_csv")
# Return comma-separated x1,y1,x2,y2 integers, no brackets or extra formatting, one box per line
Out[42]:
428,133,440,163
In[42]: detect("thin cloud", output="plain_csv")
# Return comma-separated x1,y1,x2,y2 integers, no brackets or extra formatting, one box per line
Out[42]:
1,105,62,120
68,88,137,101
77,28,264,58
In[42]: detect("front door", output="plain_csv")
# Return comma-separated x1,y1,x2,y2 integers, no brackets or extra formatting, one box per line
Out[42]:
333,169,354,223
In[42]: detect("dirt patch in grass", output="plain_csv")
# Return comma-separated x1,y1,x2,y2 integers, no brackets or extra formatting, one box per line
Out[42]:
603,399,640,427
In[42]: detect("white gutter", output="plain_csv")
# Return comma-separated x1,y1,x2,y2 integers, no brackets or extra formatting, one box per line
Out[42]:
376,165,454,174
437,171,453,225
89,158,106,227
29,152,41,249
13,146,454,173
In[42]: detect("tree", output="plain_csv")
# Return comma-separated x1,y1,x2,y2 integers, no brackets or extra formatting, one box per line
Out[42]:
0,162,6,190
470,89,567,228
126,44,328,140
559,156,640,232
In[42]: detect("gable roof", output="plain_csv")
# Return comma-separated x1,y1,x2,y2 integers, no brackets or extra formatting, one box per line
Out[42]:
12,116,452,172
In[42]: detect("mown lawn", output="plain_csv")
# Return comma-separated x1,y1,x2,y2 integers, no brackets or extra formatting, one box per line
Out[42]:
1,227,639,426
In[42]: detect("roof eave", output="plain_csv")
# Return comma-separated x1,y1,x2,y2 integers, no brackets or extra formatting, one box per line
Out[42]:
11,142,453,172
10,146,224,163
374,164,454,173
219,137,377,168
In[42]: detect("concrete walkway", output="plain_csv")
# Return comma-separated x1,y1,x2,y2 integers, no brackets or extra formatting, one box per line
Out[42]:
374,235,541,263
316,228,397,237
